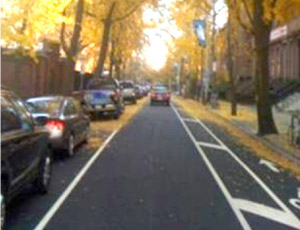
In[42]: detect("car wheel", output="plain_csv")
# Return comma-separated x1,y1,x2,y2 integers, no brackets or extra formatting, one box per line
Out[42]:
1,194,5,230
67,134,75,157
34,149,52,194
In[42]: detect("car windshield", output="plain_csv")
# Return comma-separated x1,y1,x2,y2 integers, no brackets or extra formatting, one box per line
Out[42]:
27,99,62,116
120,82,134,89
87,78,116,90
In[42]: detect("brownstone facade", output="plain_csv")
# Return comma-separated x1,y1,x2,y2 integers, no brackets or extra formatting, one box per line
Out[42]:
269,17,300,81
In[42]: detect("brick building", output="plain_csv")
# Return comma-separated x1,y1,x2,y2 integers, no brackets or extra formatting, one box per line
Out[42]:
269,17,300,82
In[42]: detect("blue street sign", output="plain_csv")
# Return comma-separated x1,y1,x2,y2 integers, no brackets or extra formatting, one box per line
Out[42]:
193,20,206,48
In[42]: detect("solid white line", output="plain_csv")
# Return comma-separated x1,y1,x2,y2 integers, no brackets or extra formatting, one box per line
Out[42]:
171,104,251,230
233,199,300,229
197,142,227,150
34,129,119,230
194,117,300,226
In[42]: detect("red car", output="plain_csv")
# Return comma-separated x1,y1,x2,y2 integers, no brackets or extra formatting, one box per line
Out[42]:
150,85,171,106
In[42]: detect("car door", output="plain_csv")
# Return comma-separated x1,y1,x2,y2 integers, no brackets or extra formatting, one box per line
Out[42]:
1,95,38,191
74,99,90,142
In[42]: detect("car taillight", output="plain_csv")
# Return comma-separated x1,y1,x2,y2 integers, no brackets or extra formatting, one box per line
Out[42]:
46,120,65,131
113,90,120,101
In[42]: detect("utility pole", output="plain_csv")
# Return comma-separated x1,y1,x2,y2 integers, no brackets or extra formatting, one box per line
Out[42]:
227,7,237,116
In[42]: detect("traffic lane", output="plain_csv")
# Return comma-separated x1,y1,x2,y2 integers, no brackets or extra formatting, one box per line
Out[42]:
174,105,300,229
200,121,300,218
5,143,98,230
44,104,242,230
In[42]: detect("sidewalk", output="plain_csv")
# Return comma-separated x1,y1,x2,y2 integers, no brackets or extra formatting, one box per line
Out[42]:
210,100,300,163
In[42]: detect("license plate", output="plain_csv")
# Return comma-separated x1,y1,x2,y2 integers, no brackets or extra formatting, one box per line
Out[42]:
96,105,105,109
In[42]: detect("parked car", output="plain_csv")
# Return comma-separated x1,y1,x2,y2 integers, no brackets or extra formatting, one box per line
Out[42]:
120,81,137,104
135,85,144,99
83,77,124,119
1,87,52,228
150,85,171,106
26,96,90,157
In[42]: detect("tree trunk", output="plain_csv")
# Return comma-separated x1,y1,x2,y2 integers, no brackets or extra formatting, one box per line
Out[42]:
70,0,84,58
227,8,237,116
115,58,121,80
253,0,277,135
60,0,85,94
94,2,116,78
109,40,115,78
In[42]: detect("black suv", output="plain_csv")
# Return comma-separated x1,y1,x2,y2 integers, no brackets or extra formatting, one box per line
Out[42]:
1,87,52,227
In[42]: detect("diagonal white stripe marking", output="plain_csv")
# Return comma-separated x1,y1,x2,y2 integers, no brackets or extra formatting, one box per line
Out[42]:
197,142,226,150
172,104,300,229
233,199,300,229
182,118,198,123
171,104,251,230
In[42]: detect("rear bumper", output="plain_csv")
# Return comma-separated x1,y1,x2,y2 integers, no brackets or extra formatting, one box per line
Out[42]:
49,136,66,151
151,97,170,102
83,104,117,113
123,95,136,101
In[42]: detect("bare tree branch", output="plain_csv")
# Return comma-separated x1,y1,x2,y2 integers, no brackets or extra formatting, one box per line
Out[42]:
230,0,254,35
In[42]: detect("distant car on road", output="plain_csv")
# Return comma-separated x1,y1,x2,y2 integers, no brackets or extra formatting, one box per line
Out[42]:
26,96,90,157
83,77,124,119
151,85,171,106
120,81,137,104
1,87,52,228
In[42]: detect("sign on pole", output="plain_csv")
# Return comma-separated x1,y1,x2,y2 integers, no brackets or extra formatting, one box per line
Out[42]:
193,20,206,48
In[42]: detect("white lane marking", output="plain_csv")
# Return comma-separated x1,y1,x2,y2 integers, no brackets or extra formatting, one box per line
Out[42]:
172,105,300,229
259,159,280,173
197,142,227,150
289,188,300,210
234,199,300,229
289,199,300,210
34,129,119,230
171,105,251,230
192,114,300,228
182,118,198,123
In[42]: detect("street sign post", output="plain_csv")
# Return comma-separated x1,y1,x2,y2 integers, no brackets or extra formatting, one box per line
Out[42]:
193,20,207,48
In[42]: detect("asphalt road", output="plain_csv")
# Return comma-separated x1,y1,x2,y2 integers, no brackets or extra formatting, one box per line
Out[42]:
6,103,300,230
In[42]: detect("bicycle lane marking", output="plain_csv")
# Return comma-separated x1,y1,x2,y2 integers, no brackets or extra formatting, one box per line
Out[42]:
171,104,251,230
171,104,300,229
